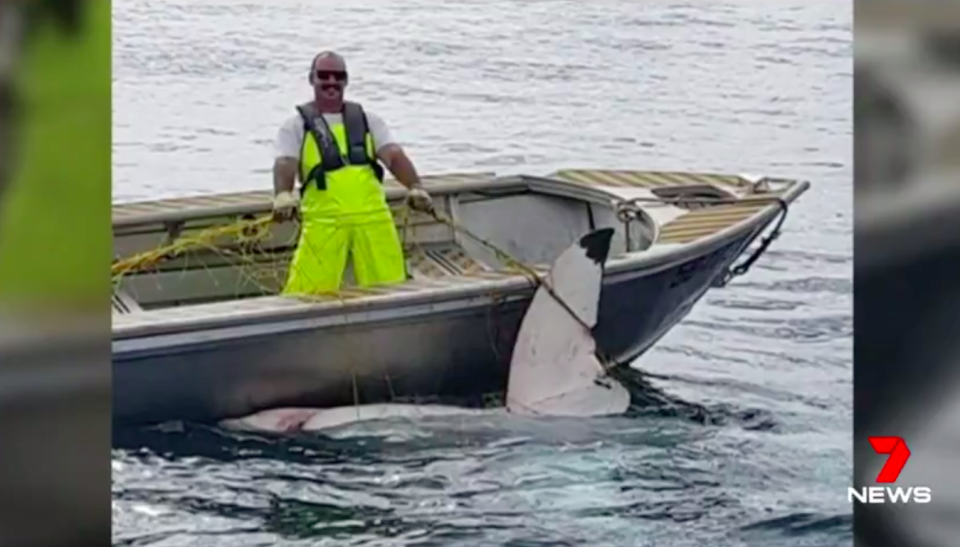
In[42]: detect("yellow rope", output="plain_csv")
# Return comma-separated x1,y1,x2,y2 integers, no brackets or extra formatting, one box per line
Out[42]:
110,213,335,300
111,215,274,280
109,204,540,288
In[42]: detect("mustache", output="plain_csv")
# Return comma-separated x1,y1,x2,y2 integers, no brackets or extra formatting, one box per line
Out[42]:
319,82,343,90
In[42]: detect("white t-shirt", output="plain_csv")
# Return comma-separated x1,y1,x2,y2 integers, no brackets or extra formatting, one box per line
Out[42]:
273,108,397,161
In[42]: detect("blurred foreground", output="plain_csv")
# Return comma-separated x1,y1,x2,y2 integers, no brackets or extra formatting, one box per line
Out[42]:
855,1,960,546
0,1,111,546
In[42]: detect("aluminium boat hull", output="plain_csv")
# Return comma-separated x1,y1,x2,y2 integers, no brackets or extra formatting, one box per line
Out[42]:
112,169,806,426
113,227,756,425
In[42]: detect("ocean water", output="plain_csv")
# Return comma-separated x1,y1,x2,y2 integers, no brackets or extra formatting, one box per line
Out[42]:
111,1,853,545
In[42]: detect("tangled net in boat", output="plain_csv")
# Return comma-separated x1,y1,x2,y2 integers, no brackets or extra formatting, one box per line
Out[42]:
110,204,543,301
112,206,424,296
112,215,269,277
110,212,306,304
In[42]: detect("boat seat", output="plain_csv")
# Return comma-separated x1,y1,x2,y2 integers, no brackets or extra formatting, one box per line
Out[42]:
549,169,751,190
113,241,493,309
112,288,143,314
406,242,492,279
656,202,772,244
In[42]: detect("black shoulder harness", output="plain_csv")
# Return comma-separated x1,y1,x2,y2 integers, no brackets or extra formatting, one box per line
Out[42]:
295,101,383,189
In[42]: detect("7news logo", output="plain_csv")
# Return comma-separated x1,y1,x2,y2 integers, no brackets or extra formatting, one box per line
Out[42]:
848,436,932,504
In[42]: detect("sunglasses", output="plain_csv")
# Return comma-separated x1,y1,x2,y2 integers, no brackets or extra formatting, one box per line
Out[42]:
314,70,347,82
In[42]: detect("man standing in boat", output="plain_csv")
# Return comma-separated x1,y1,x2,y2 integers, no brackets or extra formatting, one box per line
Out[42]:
271,51,434,295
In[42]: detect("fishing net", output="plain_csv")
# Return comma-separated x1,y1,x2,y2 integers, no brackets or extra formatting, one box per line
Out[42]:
114,206,438,304
110,204,539,301
111,213,287,297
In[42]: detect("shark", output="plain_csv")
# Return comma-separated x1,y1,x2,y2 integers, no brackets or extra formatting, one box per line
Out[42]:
219,227,631,433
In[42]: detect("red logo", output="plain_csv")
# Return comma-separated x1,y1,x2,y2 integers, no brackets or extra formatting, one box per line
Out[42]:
869,436,911,483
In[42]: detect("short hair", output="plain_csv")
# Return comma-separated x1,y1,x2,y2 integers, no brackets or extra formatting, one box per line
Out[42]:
309,51,346,72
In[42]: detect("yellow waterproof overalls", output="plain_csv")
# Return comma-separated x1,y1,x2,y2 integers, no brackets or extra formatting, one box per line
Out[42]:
282,101,408,295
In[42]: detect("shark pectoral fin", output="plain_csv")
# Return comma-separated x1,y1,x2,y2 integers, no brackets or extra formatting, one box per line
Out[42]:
507,349,631,417
515,376,631,417
505,228,630,417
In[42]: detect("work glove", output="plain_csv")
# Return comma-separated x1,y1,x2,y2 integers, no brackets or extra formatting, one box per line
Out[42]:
272,190,299,222
406,187,434,213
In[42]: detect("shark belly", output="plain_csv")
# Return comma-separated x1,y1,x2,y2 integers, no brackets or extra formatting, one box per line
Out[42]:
300,404,488,430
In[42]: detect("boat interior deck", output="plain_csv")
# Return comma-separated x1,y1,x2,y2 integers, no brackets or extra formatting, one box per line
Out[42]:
112,169,804,329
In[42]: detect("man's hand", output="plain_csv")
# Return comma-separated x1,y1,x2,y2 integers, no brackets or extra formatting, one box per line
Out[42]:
273,190,299,222
378,144,432,212
406,187,433,213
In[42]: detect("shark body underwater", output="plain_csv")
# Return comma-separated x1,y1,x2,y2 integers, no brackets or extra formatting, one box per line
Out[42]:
220,227,632,434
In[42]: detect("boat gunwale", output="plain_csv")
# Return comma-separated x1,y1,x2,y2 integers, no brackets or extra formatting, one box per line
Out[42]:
112,173,520,229
112,178,807,342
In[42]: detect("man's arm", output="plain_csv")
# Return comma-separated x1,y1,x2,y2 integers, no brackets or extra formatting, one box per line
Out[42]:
366,112,424,190
378,143,423,190
273,116,302,194
273,157,298,194
271,117,303,221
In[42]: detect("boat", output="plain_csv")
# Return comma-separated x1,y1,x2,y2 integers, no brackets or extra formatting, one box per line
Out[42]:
112,169,810,426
